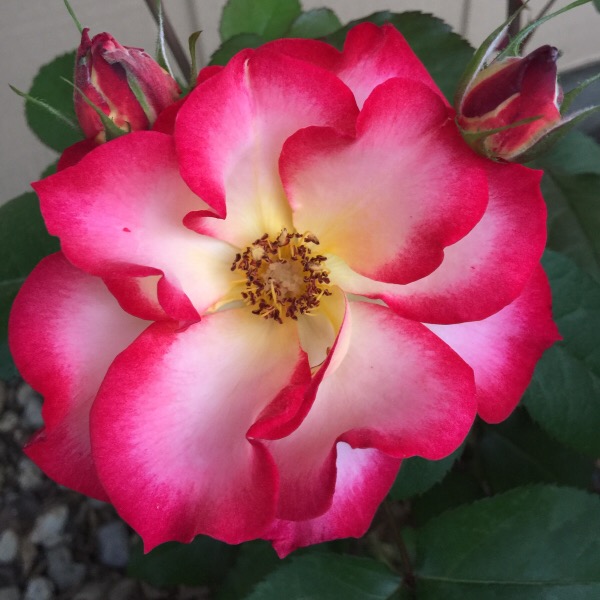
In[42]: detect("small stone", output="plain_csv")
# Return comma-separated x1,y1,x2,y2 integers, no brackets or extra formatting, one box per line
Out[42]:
46,545,86,591
72,581,108,600
24,577,54,600
17,457,44,491
22,399,44,431
16,383,39,407
30,505,69,548
0,587,20,600
0,529,19,564
97,521,130,568
20,537,38,576
0,411,18,433
108,579,137,600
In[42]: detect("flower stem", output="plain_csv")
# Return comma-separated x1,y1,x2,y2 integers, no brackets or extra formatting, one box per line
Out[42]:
384,501,416,595
507,0,524,39
142,0,191,79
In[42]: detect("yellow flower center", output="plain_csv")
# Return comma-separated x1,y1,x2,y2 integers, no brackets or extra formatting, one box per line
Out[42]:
231,229,331,323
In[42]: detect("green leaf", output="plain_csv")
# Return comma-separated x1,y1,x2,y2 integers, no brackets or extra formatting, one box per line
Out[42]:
25,51,83,152
216,541,281,600
0,341,19,380
127,535,236,588
533,131,600,177
390,444,464,501
0,192,60,340
326,12,473,102
541,171,600,281
594,0,600,11
410,470,485,527
524,251,600,456
415,486,600,599
209,33,266,66
478,409,594,493
220,0,301,42
287,9,342,39
246,554,400,600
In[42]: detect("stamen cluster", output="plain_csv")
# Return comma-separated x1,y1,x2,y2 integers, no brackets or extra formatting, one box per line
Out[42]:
231,229,331,323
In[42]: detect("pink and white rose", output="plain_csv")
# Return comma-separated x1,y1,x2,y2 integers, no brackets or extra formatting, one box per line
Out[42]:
9,23,558,556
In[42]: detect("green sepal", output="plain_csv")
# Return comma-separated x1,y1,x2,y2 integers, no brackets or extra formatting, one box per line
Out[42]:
453,6,525,109
510,104,600,162
560,71,600,115
63,0,84,34
125,72,155,123
154,0,175,78
188,31,202,89
498,0,593,59
61,77,128,140
9,85,79,132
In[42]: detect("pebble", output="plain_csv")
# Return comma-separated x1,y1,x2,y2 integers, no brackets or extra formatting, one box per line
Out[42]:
0,530,19,564
24,577,54,600
46,545,86,591
109,579,137,600
17,458,43,491
72,581,107,600
0,587,20,600
30,505,69,548
97,521,130,568
0,412,18,433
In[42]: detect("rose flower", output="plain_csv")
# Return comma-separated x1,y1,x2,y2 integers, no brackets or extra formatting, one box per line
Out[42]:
9,23,558,557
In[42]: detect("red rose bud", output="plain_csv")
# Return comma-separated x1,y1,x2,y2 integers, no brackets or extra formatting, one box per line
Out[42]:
457,45,562,161
74,28,180,141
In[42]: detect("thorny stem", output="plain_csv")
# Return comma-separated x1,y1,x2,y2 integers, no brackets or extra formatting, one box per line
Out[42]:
384,501,416,596
142,0,191,79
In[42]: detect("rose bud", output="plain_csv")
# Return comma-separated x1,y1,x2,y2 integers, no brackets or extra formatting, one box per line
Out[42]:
457,45,562,161
74,28,180,141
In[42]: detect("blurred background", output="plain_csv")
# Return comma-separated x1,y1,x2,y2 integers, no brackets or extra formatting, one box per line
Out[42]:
1,0,599,202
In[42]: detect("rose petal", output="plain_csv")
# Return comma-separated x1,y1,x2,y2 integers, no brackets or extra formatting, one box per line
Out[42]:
8,253,149,499
267,444,401,557
265,301,476,521
426,265,559,423
333,163,546,324
175,46,359,248
282,78,487,284
33,132,237,320
90,308,307,548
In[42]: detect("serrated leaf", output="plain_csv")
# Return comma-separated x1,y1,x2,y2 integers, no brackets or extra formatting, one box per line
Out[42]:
0,191,60,340
478,409,594,493
220,0,301,42
532,131,600,177
390,444,464,501
25,51,83,152
542,171,600,281
523,251,600,456
246,554,400,600
415,486,600,599
287,9,342,39
127,535,236,588
326,12,473,102
209,33,266,66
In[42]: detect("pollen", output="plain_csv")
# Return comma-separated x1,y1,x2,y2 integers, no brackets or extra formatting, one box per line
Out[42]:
230,229,332,324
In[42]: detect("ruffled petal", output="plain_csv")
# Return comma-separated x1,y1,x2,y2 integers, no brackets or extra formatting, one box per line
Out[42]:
8,253,149,499
90,308,307,548
265,301,476,521
175,46,359,248
266,444,401,557
264,23,442,109
282,78,487,284
426,266,559,423
33,132,237,320
333,163,546,324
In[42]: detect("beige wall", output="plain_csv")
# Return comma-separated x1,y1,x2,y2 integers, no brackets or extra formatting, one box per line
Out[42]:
2,0,599,203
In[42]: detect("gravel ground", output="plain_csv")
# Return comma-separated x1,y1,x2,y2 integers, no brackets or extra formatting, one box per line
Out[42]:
0,378,211,600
